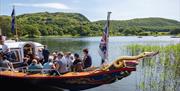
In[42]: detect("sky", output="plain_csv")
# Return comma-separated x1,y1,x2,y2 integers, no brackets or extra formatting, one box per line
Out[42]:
0,0,180,21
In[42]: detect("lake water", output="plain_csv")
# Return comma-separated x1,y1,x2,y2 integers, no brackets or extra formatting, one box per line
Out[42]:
23,36,180,91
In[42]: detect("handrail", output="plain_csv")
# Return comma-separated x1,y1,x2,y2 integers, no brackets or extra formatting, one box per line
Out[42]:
0,67,12,70
0,67,60,75
0,66,57,71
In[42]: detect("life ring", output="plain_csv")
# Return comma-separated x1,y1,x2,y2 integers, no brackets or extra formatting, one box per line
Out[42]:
113,60,124,68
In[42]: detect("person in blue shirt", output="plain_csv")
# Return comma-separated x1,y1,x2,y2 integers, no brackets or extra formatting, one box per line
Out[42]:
43,56,55,73
28,59,43,73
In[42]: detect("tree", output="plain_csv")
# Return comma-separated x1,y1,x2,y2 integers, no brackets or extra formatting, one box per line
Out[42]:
39,25,48,36
79,24,91,36
122,28,135,35
0,16,12,36
23,25,41,37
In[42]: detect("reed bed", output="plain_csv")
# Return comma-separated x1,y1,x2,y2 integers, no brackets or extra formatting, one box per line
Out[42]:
127,44,180,91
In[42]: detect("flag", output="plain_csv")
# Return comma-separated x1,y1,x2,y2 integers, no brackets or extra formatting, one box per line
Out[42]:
11,6,15,33
98,12,111,62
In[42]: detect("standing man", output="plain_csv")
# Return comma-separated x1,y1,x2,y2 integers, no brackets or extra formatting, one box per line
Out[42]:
82,48,92,69
42,45,50,64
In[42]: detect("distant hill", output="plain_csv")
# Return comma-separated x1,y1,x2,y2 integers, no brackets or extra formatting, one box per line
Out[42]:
17,12,90,24
95,18,180,35
0,12,180,37
97,18,180,26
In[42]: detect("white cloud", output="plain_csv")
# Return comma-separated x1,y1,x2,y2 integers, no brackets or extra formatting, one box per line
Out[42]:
12,3,70,9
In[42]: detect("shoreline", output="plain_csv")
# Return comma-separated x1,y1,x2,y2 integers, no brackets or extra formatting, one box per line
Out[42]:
19,35,180,39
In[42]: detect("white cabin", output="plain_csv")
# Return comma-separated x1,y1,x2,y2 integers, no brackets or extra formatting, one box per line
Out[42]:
0,40,44,63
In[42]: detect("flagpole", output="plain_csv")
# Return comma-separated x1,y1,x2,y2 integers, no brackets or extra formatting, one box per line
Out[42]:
12,5,18,41
99,12,111,65
106,12,111,62
14,5,18,41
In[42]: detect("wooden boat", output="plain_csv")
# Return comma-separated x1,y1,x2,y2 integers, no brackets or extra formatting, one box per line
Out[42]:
0,51,158,90
0,67,135,90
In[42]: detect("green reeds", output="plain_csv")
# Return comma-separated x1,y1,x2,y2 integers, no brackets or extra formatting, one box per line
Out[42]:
127,43,180,91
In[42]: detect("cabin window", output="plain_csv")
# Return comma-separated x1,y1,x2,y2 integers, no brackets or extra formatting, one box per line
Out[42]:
5,50,20,62
11,50,20,62
14,50,20,62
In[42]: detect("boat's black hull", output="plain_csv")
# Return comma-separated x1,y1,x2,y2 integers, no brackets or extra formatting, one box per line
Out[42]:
0,68,135,90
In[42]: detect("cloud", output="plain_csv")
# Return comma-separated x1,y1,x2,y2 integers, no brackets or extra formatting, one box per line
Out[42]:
12,3,70,9
72,0,80,3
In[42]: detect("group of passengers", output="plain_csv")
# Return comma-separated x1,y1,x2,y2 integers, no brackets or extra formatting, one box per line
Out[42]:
27,46,92,75
0,45,92,75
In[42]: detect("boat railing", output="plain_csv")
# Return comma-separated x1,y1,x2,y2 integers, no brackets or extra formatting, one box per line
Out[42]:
0,66,60,75
0,67,13,71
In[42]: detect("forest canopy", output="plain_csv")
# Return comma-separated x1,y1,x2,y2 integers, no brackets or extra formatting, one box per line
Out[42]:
0,12,180,37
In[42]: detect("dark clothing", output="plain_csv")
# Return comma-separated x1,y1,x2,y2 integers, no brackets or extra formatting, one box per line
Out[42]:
73,58,82,65
10,52,16,61
101,59,105,64
4,52,16,62
72,58,83,72
20,62,28,67
49,70,60,76
42,49,50,64
18,62,28,72
27,59,32,65
83,54,92,69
